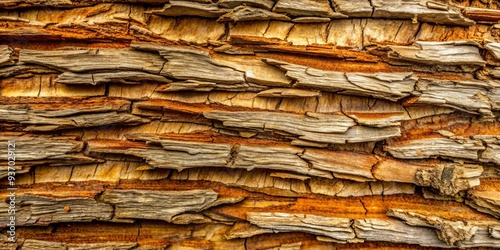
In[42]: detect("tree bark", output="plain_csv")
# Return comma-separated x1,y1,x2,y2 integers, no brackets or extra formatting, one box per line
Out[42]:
1,0,500,249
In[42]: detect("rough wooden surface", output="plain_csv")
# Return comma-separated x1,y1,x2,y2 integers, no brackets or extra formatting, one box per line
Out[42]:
1,0,500,249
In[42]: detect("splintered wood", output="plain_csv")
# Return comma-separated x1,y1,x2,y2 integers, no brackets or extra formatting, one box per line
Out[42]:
1,0,500,249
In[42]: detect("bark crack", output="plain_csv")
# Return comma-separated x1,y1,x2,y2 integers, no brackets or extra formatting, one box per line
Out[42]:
68,166,74,182
127,5,132,35
135,221,142,242
394,21,405,41
104,82,110,97
359,199,368,216
411,22,423,42
92,163,100,178
368,0,375,17
221,22,230,41
37,75,42,97
325,20,334,43
227,144,240,167
284,24,294,42
263,21,272,36
360,19,368,50
328,0,338,13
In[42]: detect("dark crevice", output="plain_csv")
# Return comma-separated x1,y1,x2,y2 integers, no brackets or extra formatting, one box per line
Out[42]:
135,221,142,242
359,198,368,216
67,166,75,182
368,0,375,17
328,0,338,13
411,22,423,42
227,144,240,167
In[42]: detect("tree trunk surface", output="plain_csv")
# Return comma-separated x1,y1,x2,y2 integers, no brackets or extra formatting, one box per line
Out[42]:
1,0,500,249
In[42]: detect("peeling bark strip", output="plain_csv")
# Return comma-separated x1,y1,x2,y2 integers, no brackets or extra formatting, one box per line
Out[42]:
0,98,149,131
300,148,376,182
464,8,500,23
19,49,165,73
387,209,477,246
0,0,170,9
55,71,171,85
0,45,13,67
332,0,373,17
218,0,275,10
353,219,451,247
87,136,333,178
147,1,228,18
205,110,352,135
0,135,102,169
246,212,355,241
371,0,475,26
467,190,500,219
273,0,344,18
256,88,321,98
21,240,137,250
0,194,113,226
388,41,486,72
0,189,243,226
475,135,500,165
385,137,485,160
3,0,500,249
219,6,291,22
387,209,500,247
385,134,500,166
157,47,246,84
0,136,83,161
486,43,500,60
390,41,486,65
412,78,499,118
264,58,416,101
100,189,221,222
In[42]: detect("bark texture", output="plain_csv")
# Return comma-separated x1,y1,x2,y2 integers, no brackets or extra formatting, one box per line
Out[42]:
1,0,500,249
